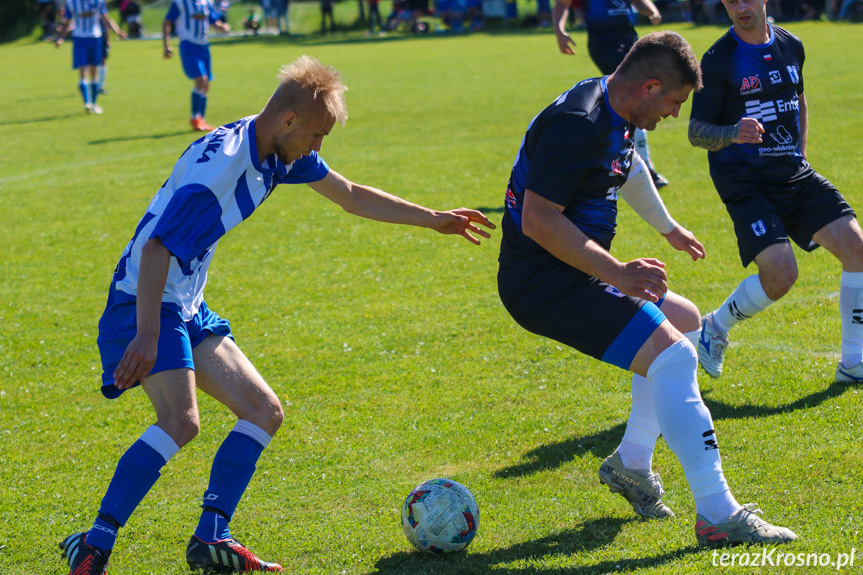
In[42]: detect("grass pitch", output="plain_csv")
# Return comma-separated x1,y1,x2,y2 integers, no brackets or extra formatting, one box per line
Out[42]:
1,20,862,575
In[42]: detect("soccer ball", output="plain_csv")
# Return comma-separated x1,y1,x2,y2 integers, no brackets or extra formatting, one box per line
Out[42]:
400,478,479,554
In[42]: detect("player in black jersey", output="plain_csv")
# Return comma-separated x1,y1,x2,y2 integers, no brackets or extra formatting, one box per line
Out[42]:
499,30,797,547
553,0,670,189
689,0,863,383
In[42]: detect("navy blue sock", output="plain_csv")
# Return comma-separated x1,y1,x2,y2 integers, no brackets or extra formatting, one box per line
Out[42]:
194,428,266,542
199,93,207,118
191,91,199,117
85,439,167,551
195,510,231,543
90,82,99,104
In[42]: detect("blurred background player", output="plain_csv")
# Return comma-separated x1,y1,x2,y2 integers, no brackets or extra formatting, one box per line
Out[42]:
55,0,125,114
162,0,231,132
689,0,863,382
553,0,669,188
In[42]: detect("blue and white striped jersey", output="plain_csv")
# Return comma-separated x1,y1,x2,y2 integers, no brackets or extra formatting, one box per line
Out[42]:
165,0,221,45
64,0,108,38
112,116,330,320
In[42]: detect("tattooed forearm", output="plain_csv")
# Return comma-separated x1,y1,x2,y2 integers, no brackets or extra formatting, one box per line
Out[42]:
688,120,737,151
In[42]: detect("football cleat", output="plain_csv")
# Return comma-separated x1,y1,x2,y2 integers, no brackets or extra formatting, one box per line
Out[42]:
59,532,111,575
695,504,798,547
186,536,283,573
835,361,863,384
598,451,674,519
698,313,728,378
650,169,669,189
91,104,104,115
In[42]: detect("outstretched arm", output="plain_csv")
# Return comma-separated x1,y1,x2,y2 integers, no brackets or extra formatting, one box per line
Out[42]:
688,118,764,151
307,170,495,244
113,238,171,390
632,0,662,23
553,0,576,55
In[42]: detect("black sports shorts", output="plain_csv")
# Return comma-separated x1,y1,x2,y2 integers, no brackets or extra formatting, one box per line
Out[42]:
721,166,854,267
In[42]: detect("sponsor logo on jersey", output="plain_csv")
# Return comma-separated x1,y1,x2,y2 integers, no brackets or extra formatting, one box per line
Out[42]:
768,125,793,145
751,219,767,237
196,129,227,163
740,76,762,95
786,65,799,84
608,158,623,176
769,70,782,84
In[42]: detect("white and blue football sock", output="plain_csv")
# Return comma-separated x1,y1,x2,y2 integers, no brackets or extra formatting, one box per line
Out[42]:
86,425,179,551
194,420,271,543
98,64,107,92
79,79,91,106
711,274,773,334
840,271,863,368
648,339,742,523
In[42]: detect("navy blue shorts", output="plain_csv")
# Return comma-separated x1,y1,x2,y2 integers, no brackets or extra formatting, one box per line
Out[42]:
97,287,232,399
179,40,212,80
722,166,854,267
587,29,637,75
72,36,102,69
498,259,666,370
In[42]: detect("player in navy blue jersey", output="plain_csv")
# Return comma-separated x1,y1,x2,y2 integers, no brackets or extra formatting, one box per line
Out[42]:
499,31,797,547
163,0,231,132
552,0,670,190
55,0,125,114
58,56,495,575
689,0,863,383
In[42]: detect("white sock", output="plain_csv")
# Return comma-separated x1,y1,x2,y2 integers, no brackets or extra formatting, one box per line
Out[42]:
634,129,653,170
619,374,659,471
712,274,774,334
696,489,742,524
648,340,741,520
617,329,700,472
840,271,863,368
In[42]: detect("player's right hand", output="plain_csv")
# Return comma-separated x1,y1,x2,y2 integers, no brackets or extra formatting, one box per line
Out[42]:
556,31,576,55
113,332,159,390
617,257,668,303
163,46,173,59
733,117,764,144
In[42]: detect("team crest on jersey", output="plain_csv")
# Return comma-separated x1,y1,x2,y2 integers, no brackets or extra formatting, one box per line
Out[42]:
740,76,762,95
751,219,767,237
786,65,799,84
608,159,624,177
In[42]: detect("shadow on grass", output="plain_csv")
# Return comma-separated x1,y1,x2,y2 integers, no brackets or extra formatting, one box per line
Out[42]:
88,131,193,145
495,380,855,479
0,113,82,126
369,517,701,574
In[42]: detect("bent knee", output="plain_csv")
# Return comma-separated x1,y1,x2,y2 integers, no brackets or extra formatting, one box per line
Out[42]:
161,418,200,448
761,269,797,300
660,292,701,334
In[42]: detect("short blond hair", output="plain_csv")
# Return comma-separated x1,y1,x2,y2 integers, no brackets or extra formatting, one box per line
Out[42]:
274,56,348,125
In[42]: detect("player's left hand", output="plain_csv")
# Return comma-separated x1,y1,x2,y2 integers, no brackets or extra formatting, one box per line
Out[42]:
648,11,662,24
662,224,705,261
433,208,496,245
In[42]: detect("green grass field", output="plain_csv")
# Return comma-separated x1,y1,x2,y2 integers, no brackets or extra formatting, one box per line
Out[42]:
2,20,863,575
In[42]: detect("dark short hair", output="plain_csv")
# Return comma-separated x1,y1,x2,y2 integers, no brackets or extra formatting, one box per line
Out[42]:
616,31,703,91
